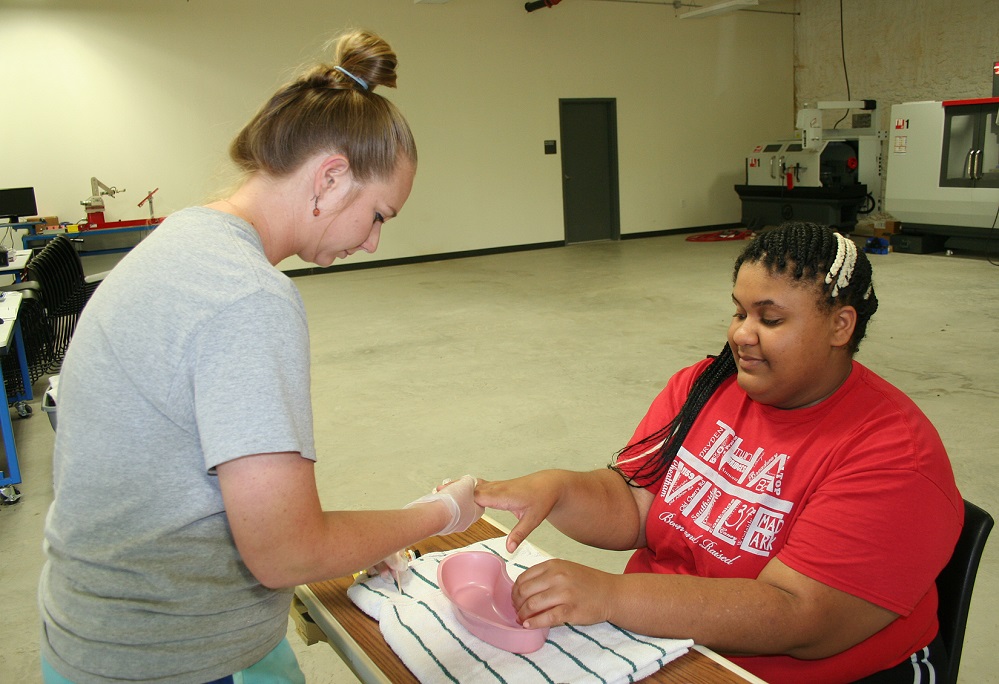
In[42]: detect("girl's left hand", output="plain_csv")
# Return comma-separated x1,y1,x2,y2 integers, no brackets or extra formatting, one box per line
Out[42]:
511,558,617,629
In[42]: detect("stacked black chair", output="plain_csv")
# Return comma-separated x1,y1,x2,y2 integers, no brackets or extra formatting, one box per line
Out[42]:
0,288,54,389
26,236,94,368
1,235,106,386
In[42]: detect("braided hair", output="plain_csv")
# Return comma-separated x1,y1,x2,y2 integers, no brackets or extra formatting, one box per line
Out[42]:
229,29,417,184
612,222,879,488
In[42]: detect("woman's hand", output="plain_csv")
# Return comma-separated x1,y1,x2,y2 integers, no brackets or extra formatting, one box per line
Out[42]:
405,474,484,536
512,559,618,630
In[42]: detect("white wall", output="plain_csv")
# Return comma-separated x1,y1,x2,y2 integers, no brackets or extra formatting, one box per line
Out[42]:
795,0,997,108
0,0,794,270
793,0,999,208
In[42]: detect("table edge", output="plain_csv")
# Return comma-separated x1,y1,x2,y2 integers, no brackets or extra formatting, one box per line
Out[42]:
295,584,392,684
692,645,768,684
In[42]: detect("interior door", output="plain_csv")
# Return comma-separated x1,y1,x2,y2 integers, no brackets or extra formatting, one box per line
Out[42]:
559,99,620,243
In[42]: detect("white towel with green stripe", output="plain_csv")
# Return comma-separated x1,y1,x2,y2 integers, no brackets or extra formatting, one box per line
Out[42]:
347,537,693,684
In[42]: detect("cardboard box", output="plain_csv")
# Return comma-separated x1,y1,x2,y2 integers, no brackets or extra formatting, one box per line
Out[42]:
852,221,875,237
24,216,60,233
874,220,900,237
289,595,327,646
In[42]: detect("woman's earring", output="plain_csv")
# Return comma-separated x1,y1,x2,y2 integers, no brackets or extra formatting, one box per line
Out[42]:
312,196,320,217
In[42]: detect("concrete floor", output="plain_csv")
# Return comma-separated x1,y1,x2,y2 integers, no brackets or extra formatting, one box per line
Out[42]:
1,233,997,682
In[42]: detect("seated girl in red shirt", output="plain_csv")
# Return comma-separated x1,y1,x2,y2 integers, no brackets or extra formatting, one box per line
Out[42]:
476,222,963,684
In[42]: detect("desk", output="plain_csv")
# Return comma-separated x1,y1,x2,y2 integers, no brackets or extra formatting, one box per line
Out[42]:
22,223,159,255
0,291,33,504
295,518,766,684
0,250,32,282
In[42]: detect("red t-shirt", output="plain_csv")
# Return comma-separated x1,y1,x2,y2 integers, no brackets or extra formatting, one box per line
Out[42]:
618,358,963,683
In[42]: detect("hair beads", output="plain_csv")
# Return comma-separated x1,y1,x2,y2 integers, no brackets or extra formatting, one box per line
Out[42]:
825,232,857,298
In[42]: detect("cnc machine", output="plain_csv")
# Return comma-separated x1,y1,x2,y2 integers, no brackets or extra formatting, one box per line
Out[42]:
735,100,884,231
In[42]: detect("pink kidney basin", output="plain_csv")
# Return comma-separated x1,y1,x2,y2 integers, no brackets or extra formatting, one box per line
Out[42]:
437,551,549,653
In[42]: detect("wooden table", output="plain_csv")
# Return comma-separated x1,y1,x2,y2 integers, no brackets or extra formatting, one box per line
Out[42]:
295,517,765,684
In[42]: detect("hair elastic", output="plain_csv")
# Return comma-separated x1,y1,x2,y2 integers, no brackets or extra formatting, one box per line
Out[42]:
334,65,368,91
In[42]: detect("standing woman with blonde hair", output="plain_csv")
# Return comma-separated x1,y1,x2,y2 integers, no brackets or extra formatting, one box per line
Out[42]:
39,30,481,684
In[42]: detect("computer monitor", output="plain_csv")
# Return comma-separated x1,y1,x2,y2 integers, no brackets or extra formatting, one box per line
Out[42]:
0,187,38,223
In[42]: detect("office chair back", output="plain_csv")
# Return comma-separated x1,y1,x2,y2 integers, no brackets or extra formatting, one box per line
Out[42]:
936,499,993,684
19,235,104,374
27,235,92,316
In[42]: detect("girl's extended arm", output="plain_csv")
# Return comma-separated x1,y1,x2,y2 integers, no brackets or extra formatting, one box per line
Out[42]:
474,468,651,553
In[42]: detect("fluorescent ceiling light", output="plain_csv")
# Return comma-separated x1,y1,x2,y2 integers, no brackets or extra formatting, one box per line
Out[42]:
679,0,758,19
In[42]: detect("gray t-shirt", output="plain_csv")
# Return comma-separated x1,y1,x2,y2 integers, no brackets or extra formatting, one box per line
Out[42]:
39,207,317,683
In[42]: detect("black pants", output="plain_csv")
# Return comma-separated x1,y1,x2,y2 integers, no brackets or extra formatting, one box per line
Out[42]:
854,632,949,684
